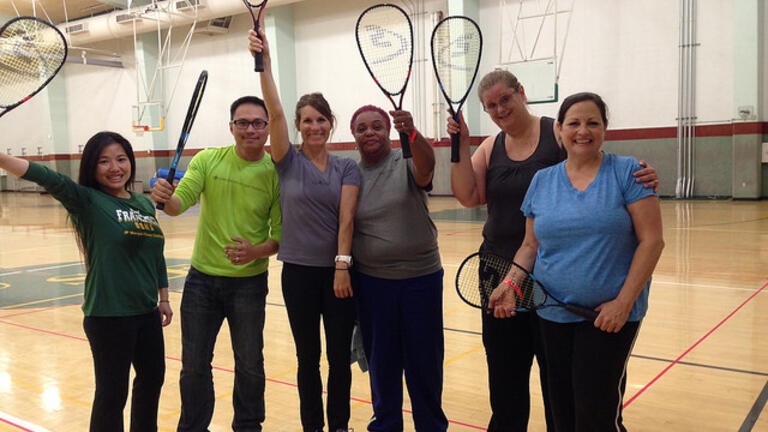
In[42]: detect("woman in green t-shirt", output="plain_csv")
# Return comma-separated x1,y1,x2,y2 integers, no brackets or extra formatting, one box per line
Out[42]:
0,131,172,432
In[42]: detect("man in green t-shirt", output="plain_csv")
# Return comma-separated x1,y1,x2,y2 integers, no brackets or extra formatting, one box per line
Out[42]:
151,96,281,431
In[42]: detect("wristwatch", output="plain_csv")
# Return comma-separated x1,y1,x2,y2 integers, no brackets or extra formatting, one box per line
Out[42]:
335,255,353,267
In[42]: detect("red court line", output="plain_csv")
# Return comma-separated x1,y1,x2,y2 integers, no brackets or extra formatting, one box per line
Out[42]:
624,280,768,408
0,303,80,319
0,319,87,342
0,416,35,432
3,324,488,430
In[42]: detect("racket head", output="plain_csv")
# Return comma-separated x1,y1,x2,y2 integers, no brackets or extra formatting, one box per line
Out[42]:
455,252,512,309
158,70,207,211
242,0,267,24
430,15,483,108
0,17,67,114
170,70,208,170
355,3,414,103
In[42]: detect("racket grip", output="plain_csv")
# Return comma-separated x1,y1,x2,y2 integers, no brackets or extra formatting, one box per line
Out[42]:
253,24,264,72
450,133,460,162
399,131,412,159
155,168,177,211
565,305,599,321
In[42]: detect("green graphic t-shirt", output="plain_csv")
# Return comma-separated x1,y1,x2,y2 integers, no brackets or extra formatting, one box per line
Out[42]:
23,162,168,317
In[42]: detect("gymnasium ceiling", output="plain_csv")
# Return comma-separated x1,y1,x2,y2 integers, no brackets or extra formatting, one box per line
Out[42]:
1,0,161,24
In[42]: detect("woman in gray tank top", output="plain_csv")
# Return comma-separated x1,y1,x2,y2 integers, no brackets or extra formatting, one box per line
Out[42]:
448,69,659,432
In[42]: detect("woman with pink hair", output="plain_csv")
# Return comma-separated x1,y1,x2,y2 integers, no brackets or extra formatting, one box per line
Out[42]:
350,105,448,431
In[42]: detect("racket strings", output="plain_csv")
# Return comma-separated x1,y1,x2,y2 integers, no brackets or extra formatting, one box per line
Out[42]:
456,253,510,309
431,17,482,102
356,7,412,95
0,19,66,107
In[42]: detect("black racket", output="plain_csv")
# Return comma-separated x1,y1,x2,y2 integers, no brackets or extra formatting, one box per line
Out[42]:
157,70,208,210
243,0,268,72
0,17,67,119
430,16,482,163
355,3,414,158
455,252,599,320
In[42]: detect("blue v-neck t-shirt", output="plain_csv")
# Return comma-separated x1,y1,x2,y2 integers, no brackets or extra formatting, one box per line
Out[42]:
520,152,657,323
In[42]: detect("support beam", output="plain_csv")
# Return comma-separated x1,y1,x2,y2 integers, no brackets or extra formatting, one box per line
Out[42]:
732,0,764,198
265,4,297,142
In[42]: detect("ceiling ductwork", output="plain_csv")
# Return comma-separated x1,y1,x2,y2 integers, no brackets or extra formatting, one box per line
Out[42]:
60,0,302,45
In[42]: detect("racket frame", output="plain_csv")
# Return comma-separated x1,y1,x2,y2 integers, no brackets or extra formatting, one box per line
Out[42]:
157,70,208,210
429,15,483,163
355,3,414,158
0,16,68,119
243,0,268,72
455,252,599,321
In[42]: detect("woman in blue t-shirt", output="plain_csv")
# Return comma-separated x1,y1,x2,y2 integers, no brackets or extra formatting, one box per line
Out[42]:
489,92,665,431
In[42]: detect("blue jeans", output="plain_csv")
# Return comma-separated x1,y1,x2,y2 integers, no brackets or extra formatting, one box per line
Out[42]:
177,267,268,432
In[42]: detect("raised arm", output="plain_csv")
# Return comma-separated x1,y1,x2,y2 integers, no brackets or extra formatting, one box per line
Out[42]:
0,153,30,177
594,196,664,333
447,113,490,207
391,110,434,187
249,28,291,163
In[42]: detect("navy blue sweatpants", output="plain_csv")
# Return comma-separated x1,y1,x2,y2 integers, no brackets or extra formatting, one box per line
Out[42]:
355,269,448,432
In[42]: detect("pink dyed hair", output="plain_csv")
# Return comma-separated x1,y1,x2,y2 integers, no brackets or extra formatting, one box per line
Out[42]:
350,105,390,133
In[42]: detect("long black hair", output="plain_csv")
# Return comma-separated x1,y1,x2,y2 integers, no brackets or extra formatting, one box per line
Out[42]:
73,131,136,267
78,131,136,191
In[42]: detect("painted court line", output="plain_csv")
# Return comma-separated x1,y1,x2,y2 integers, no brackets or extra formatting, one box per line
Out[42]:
623,281,768,408
0,411,50,432
1,325,487,430
739,379,768,432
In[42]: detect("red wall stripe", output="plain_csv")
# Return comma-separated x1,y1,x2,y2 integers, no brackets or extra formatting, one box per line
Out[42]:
15,122,768,160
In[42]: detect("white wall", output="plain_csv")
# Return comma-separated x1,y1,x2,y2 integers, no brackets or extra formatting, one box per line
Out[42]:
3,0,761,158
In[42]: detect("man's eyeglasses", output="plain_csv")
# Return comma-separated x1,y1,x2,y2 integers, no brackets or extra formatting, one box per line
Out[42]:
232,119,269,130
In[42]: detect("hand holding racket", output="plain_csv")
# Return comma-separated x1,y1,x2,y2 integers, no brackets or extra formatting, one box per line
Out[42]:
355,3,414,158
455,252,598,320
157,70,208,210
430,16,482,163
242,0,268,72
1,17,67,119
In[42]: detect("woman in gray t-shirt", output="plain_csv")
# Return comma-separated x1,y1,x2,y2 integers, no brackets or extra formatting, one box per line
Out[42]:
251,30,359,432
350,105,448,431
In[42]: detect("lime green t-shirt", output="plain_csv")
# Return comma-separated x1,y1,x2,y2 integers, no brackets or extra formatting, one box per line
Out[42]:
23,162,168,317
174,146,281,277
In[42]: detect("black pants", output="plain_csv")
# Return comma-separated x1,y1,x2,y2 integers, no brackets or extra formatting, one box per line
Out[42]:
482,310,553,432
539,318,641,432
83,309,165,432
282,263,356,432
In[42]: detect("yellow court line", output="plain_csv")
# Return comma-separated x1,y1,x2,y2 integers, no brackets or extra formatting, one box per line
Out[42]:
268,366,300,381
5,376,91,409
444,344,484,366
443,305,463,316
0,293,83,310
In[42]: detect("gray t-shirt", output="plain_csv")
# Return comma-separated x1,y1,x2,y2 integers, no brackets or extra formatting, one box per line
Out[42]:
353,149,441,279
275,145,360,267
